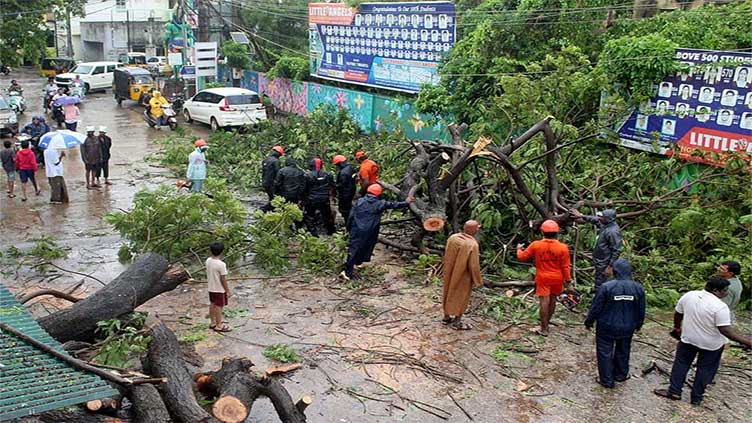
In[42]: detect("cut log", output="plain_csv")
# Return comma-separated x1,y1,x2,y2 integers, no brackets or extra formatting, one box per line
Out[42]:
85,398,119,414
197,358,307,423
143,321,217,423
39,254,189,342
486,280,536,288
266,363,302,376
296,396,313,414
35,408,124,423
128,384,171,423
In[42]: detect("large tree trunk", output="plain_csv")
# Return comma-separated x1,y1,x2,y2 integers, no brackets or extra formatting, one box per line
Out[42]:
127,384,172,423
38,254,189,342
196,358,307,423
142,321,217,423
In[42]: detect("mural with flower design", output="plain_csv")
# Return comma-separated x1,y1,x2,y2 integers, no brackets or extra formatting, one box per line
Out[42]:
308,83,374,132
373,95,448,141
256,72,309,116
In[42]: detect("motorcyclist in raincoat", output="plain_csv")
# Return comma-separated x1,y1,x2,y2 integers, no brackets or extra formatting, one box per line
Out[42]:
572,208,623,289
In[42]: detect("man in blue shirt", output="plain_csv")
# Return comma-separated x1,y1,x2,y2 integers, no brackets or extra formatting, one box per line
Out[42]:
585,258,646,388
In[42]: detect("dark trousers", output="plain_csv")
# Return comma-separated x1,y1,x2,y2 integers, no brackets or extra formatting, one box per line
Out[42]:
65,121,77,131
261,188,274,212
594,264,608,289
304,201,335,236
669,341,723,404
338,196,353,226
595,330,633,387
48,176,68,203
96,160,109,178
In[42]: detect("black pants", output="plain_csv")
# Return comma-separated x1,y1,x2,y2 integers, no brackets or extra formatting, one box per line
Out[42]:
261,187,274,212
96,160,109,179
338,196,353,226
595,330,633,388
594,264,608,289
669,341,723,404
304,201,335,236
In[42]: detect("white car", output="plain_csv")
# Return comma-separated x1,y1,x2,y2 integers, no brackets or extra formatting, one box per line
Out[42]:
183,87,267,131
55,61,121,93
147,56,168,74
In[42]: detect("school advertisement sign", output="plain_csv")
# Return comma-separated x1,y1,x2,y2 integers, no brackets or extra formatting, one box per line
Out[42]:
612,48,752,167
308,2,456,93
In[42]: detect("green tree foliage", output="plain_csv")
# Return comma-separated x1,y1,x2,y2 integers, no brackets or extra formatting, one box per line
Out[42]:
248,197,303,275
267,55,310,81
221,40,252,71
239,0,308,59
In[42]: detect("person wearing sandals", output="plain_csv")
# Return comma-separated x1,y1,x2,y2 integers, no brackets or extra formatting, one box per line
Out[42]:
516,220,573,336
81,127,102,189
441,220,483,331
15,140,41,201
1,141,16,198
654,277,751,405
206,242,231,332
97,126,113,185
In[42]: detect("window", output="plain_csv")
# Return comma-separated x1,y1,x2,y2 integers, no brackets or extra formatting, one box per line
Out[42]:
92,66,105,75
71,65,93,74
116,0,126,8
227,94,261,105
208,94,224,104
193,92,211,103
107,65,117,73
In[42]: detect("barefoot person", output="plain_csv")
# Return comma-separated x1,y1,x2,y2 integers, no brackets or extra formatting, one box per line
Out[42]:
442,220,483,330
517,220,573,336
206,242,231,332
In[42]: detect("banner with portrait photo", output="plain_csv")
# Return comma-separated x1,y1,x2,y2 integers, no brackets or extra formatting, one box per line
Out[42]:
308,1,456,93
610,48,752,167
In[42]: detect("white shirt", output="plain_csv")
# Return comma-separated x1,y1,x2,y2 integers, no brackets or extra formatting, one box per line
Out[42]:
676,290,731,351
44,149,64,177
206,257,228,293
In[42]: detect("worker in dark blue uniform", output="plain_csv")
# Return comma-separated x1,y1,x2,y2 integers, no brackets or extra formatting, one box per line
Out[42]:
584,258,646,388
332,154,356,225
340,184,413,280
572,208,623,289
303,158,335,236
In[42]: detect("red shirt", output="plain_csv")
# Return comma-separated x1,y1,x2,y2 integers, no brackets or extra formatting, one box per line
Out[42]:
517,239,572,285
15,149,37,171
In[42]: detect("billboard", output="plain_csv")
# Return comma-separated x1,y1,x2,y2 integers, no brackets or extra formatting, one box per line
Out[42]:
308,2,456,93
611,48,752,167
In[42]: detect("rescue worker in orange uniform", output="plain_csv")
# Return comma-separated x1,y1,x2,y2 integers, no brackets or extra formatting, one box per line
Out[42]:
355,151,379,196
516,220,573,336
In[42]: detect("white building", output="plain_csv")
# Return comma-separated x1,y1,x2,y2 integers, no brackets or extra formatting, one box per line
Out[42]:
79,0,173,61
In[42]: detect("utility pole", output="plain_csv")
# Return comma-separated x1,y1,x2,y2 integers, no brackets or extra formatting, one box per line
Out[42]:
54,19,60,56
66,9,73,57
126,10,131,52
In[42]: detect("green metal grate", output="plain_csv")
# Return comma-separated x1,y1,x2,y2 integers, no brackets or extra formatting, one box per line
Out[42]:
0,283,118,421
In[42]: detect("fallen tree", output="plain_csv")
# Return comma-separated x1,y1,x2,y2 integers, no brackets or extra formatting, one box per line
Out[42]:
38,253,189,342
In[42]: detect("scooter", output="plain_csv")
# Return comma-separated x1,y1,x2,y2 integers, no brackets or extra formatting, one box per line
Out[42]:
15,133,45,165
143,104,178,131
43,92,55,113
168,92,185,114
51,104,65,128
70,83,86,101
7,90,26,113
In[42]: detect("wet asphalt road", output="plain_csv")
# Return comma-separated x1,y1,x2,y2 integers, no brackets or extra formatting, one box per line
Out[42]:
0,67,209,245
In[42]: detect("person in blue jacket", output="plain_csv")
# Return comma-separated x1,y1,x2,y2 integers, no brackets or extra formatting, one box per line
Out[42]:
572,208,623,289
340,184,413,280
584,258,646,388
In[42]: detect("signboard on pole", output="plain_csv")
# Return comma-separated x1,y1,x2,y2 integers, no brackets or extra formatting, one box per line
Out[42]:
168,52,183,67
608,48,752,167
194,42,217,78
308,1,457,93
180,65,196,79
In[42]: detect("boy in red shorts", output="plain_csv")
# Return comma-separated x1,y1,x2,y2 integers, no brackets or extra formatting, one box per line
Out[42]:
517,220,573,336
206,242,231,332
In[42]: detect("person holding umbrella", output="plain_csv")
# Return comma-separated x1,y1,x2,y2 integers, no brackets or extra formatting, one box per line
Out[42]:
54,95,82,132
81,127,102,189
38,129,86,201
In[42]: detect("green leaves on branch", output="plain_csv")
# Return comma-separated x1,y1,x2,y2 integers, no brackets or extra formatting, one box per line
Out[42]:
221,40,252,71
267,56,310,81
248,198,303,275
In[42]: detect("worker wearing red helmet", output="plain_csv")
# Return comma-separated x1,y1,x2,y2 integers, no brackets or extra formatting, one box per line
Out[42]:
340,184,413,281
261,145,284,211
354,151,379,196
516,220,573,336
332,154,356,224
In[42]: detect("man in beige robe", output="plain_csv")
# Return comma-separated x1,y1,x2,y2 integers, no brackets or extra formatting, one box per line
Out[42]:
442,220,483,330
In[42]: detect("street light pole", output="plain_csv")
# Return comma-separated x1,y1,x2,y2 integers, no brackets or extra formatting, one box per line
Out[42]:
66,9,73,57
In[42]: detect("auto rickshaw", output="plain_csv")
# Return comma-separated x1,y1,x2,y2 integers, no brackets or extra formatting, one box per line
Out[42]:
40,57,76,77
118,52,148,68
113,67,155,106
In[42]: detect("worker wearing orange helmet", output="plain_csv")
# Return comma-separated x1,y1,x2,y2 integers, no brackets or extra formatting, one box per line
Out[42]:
516,220,573,336
187,139,209,193
354,151,379,196
261,145,284,211
340,184,413,280
332,154,356,224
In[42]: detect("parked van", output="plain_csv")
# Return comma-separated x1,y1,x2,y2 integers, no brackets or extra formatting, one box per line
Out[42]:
55,61,122,94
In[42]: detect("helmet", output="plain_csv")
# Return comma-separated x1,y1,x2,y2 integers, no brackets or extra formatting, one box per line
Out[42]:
153,90,161,97
355,151,366,159
366,184,382,196
194,139,207,147
332,155,346,165
272,145,284,155
540,219,560,233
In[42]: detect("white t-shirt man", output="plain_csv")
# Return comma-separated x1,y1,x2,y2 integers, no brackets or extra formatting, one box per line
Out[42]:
44,148,64,177
676,290,731,351
206,257,228,293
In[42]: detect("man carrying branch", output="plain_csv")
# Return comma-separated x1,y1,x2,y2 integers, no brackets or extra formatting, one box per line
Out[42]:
571,209,623,290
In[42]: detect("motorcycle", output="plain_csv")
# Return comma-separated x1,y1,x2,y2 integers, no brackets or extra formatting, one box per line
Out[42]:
0,65,10,75
7,90,26,113
15,133,45,165
70,83,86,101
167,92,185,114
143,104,178,131
51,104,65,128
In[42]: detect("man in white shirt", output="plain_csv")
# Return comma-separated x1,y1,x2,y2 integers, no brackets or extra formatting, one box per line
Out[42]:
654,277,751,405
44,148,68,204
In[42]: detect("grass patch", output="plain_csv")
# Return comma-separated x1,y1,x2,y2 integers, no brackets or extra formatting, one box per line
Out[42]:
179,323,211,343
224,308,251,319
263,344,301,363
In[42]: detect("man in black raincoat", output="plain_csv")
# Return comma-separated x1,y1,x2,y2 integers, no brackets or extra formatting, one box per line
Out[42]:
585,258,646,388
572,208,623,289
340,184,413,280
261,146,284,211
332,154,356,225
274,156,305,204
303,158,335,236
